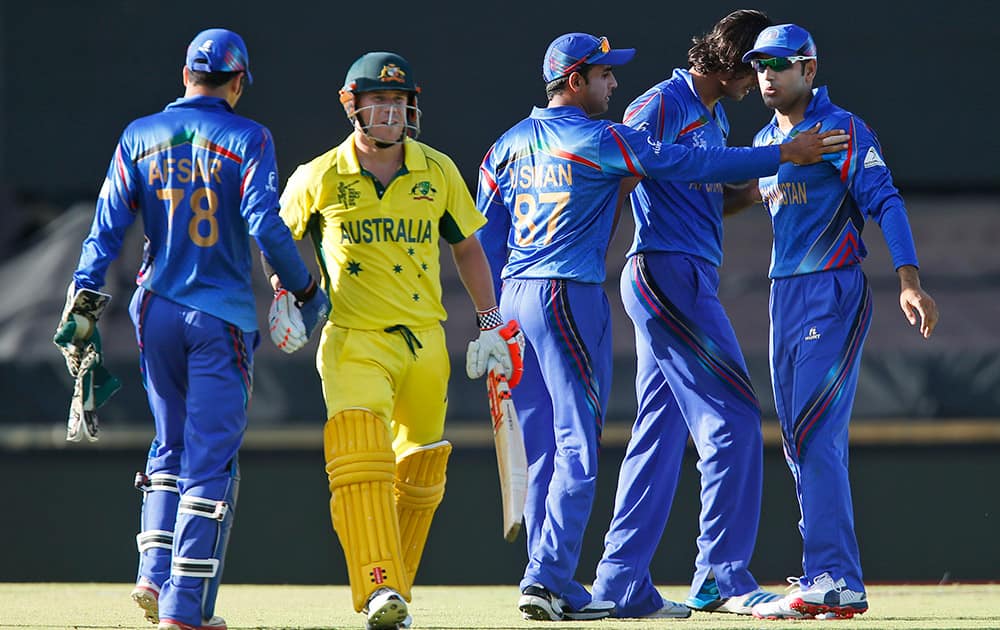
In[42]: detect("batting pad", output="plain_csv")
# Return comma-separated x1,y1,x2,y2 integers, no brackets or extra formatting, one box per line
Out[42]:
395,440,452,584
324,408,410,611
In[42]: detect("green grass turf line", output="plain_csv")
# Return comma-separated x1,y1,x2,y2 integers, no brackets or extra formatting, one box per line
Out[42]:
0,583,998,629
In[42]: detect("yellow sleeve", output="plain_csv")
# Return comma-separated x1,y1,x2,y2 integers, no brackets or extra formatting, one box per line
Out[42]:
278,165,314,240
434,150,487,242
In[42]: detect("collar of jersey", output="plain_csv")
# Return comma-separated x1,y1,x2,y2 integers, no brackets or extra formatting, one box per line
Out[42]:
531,105,588,119
674,67,723,122
335,135,427,174
164,95,234,113
804,85,831,118
766,85,832,136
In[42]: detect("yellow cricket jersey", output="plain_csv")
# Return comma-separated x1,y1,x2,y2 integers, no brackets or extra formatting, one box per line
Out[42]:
279,135,486,330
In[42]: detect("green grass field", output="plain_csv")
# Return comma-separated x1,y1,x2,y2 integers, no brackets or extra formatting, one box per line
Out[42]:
1,583,998,630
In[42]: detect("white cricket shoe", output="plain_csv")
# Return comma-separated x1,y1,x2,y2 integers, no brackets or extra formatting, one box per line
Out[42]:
752,595,815,620
789,572,868,619
555,596,616,620
686,577,782,615
131,577,160,624
156,616,226,630
364,588,409,630
639,599,692,619
518,584,563,621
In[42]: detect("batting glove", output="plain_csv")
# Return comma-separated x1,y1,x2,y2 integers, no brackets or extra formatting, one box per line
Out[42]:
268,281,330,353
466,308,525,385
268,289,307,353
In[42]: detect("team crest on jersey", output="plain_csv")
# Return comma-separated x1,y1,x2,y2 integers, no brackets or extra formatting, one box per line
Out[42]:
379,64,407,83
410,180,437,200
338,180,362,208
690,131,707,150
863,146,886,169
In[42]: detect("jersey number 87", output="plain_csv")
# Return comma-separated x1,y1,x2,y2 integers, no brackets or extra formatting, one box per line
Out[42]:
513,191,569,246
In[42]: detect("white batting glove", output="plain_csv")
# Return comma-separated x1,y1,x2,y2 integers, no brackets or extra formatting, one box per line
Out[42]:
467,308,524,382
268,289,308,353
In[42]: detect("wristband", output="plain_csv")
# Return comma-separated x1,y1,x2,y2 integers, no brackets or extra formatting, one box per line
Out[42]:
476,306,503,330
292,278,318,304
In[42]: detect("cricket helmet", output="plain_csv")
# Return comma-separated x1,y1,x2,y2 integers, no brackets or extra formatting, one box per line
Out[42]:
339,51,421,143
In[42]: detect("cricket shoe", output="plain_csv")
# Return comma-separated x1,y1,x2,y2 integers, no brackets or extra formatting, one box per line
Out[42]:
788,572,868,619
686,577,782,615
555,596,616,620
131,577,160,624
751,595,815,620
518,584,563,621
639,599,692,619
157,616,226,630
364,587,409,630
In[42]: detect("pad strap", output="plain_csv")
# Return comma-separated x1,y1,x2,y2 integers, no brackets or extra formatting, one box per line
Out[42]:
136,529,174,552
134,472,180,493
178,495,229,521
171,556,219,578
150,474,180,493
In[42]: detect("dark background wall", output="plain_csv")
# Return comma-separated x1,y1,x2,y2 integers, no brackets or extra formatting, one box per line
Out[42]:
4,444,998,585
4,0,1000,209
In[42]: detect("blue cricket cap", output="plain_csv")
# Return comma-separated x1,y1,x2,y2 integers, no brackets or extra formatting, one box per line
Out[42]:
186,28,253,84
543,33,635,82
742,24,817,61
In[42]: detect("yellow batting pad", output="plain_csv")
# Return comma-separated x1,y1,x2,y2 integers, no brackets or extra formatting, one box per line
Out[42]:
394,440,452,584
324,409,410,611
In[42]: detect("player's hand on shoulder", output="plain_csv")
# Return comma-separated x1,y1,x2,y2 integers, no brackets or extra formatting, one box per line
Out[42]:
466,308,525,387
781,123,850,165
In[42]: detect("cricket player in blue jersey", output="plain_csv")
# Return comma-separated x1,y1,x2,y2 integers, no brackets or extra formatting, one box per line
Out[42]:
476,31,849,623
591,10,787,619
724,24,939,620
54,29,328,630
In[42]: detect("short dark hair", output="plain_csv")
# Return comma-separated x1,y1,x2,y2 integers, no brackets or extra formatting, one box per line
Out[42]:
688,9,772,75
544,62,594,100
188,69,243,88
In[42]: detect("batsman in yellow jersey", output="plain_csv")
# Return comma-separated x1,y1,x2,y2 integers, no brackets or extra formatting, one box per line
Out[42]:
267,51,523,630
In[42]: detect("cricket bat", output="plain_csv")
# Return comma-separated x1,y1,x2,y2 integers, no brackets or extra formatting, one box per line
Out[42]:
487,361,528,542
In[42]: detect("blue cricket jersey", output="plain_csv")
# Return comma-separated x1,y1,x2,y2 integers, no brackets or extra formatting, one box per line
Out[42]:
622,69,732,266
754,87,919,278
74,96,311,331
476,105,782,288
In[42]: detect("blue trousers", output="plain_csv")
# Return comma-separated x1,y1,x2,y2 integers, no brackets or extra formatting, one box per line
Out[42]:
501,278,612,610
130,288,256,626
592,253,764,616
769,266,871,592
